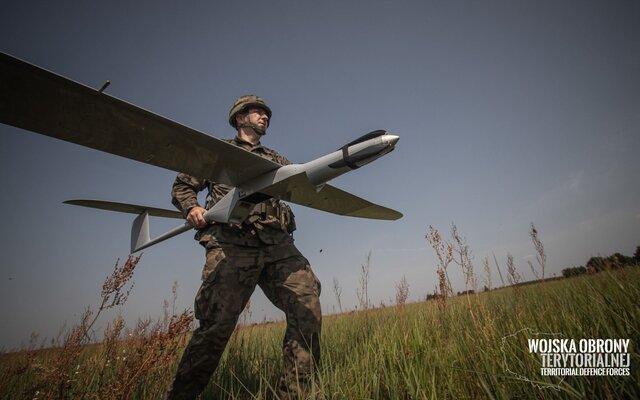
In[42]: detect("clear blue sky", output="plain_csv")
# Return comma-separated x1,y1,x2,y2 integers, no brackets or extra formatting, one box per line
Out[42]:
1,0,639,350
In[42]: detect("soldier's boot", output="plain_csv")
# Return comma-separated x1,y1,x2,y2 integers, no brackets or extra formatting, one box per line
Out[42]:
276,374,322,400
276,337,321,399
165,375,206,400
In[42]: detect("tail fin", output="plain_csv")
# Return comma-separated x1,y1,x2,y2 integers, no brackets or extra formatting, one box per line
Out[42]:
131,210,150,254
64,199,191,254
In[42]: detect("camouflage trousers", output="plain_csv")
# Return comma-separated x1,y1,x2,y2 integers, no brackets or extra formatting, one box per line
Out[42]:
167,237,322,399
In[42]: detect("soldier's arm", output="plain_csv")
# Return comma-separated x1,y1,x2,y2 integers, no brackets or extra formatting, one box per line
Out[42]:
273,152,291,166
171,173,208,226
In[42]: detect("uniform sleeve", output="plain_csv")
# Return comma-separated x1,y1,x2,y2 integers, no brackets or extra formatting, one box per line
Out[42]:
270,150,292,166
171,173,207,217
278,154,292,166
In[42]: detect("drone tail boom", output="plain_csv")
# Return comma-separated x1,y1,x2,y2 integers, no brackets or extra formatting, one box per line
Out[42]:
131,218,192,254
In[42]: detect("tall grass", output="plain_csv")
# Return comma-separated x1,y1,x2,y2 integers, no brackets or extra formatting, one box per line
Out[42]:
200,267,638,399
1,245,638,398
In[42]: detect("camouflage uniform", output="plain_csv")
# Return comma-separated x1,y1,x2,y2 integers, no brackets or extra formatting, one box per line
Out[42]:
167,136,322,400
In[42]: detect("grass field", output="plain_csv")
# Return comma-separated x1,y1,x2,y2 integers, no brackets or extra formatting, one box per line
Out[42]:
1,263,638,399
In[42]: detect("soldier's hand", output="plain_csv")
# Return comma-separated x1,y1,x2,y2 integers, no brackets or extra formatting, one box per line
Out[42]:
186,206,208,228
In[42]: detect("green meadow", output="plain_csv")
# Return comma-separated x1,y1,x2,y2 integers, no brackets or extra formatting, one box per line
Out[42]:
1,263,638,399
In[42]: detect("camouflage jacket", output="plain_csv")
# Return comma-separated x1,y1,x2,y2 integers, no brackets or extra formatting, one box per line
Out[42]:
171,136,296,247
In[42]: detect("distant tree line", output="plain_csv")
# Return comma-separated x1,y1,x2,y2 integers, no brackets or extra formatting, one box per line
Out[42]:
562,246,640,278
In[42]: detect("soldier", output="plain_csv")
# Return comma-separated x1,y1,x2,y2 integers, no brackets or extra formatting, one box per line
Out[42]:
166,95,322,399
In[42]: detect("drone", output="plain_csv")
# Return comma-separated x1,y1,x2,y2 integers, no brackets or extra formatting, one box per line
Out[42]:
0,52,401,253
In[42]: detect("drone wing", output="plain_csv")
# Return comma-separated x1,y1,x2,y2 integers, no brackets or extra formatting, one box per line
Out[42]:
261,173,402,220
0,52,279,187
288,183,402,220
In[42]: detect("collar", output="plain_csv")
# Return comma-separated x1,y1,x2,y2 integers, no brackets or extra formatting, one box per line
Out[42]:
233,135,263,150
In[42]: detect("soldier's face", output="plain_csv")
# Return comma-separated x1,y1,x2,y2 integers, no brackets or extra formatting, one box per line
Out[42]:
241,108,269,130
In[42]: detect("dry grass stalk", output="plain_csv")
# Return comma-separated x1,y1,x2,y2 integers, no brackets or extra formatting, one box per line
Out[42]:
0,333,41,394
41,308,93,399
450,224,476,292
101,255,140,308
425,225,454,295
506,253,522,317
394,275,410,307
333,278,343,313
492,252,506,287
99,310,193,399
356,251,372,311
34,256,142,399
482,256,492,291
436,267,448,311
85,255,142,340
11,256,143,399
449,224,479,327
427,224,480,316
506,253,521,286
530,222,546,280
527,260,540,280
99,315,126,382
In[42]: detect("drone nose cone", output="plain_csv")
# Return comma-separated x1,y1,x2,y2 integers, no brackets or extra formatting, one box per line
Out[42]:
383,134,400,147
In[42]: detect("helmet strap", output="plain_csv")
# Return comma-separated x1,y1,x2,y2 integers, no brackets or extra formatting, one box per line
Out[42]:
238,123,267,136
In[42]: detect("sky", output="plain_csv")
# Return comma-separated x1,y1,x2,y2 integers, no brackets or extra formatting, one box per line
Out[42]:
1,0,639,350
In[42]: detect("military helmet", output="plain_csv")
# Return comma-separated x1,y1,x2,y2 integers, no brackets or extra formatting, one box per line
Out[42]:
228,95,272,129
